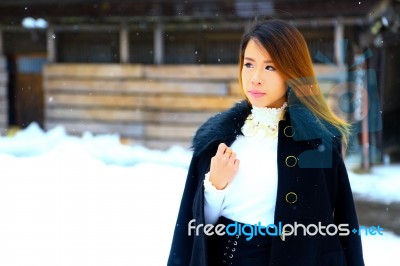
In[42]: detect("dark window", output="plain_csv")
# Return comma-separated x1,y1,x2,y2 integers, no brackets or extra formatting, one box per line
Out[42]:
57,31,119,63
301,28,335,64
205,32,241,64
129,30,154,64
164,31,200,64
164,30,241,64
3,31,47,54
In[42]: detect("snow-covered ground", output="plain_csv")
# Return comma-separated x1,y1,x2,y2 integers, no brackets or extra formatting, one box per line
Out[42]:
0,123,399,266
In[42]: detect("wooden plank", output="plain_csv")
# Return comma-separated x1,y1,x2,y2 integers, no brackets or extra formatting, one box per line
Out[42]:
148,110,215,124
46,108,215,124
46,108,146,122
0,104,7,113
0,112,7,124
45,79,228,95
0,126,7,136
144,65,238,80
0,91,8,103
0,96,7,109
140,139,191,150
46,94,145,108
42,64,344,81
46,93,242,111
145,95,241,111
0,57,6,71
313,63,347,76
314,64,347,83
45,121,145,138
43,64,144,79
228,81,242,96
145,124,198,139
0,84,7,97
0,72,7,83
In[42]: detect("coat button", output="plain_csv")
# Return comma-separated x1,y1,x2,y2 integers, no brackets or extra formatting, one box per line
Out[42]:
284,126,295,137
285,192,298,204
285,156,297,167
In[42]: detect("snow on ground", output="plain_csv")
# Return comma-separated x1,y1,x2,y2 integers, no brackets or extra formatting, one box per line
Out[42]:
347,164,400,203
0,123,399,265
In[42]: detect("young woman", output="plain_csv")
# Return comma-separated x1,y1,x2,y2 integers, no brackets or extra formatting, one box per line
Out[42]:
168,19,364,266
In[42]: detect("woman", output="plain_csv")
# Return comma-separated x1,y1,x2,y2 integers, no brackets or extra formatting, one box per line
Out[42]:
168,19,364,266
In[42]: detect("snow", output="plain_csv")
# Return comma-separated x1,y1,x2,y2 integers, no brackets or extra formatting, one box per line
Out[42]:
0,123,399,265
348,164,400,203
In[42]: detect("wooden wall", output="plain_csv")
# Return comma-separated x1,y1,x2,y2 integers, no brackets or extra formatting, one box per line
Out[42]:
43,63,344,149
43,64,242,149
0,56,8,135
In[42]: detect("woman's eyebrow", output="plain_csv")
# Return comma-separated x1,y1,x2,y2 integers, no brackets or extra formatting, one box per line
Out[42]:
244,57,273,63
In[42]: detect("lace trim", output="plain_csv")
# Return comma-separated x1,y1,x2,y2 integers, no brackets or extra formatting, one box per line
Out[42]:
242,102,287,138
203,172,228,193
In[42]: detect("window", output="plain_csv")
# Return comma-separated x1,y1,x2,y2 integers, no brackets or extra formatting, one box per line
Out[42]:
57,31,120,63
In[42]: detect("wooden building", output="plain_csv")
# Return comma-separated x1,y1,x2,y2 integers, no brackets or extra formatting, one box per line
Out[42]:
0,0,398,163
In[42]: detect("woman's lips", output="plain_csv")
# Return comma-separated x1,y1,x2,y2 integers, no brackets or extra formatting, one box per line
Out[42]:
249,90,266,98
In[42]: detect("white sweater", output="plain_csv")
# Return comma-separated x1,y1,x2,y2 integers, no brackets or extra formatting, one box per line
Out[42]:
204,103,287,226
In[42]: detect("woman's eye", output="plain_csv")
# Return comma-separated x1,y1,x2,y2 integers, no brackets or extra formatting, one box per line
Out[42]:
244,63,253,68
265,65,276,71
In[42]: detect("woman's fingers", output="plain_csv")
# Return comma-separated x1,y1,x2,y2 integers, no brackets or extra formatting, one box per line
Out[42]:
209,144,239,189
233,158,240,170
216,143,235,159
216,143,228,156
228,151,236,163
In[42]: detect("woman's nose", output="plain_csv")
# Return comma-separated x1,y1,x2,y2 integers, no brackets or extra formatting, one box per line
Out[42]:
251,74,262,85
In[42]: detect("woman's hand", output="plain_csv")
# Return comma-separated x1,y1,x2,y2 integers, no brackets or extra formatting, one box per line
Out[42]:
209,143,240,190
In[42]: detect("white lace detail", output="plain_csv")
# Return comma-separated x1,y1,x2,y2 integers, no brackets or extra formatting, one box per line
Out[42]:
203,172,228,193
241,102,287,138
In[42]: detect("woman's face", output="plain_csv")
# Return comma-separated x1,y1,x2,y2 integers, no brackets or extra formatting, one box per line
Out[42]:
241,39,287,108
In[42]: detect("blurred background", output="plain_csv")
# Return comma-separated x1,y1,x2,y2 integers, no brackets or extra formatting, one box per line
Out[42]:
0,0,399,156
0,0,399,265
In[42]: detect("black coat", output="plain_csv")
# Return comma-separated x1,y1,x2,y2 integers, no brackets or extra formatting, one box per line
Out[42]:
168,100,364,266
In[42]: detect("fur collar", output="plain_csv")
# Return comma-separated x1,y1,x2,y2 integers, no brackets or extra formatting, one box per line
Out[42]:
191,100,340,157
191,101,252,156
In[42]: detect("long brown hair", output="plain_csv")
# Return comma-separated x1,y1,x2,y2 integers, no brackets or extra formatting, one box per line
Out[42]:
239,19,350,145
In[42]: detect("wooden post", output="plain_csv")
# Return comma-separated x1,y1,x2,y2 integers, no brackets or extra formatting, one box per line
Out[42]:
0,29,3,55
354,53,370,171
47,26,56,63
120,23,129,63
154,21,164,65
334,19,344,66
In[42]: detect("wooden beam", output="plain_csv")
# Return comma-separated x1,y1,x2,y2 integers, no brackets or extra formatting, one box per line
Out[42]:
144,65,238,80
45,79,228,95
47,26,56,63
46,107,214,124
0,29,3,55
334,19,345,66
120,22,129,63
145,124,198,139
45,93,241,111
44,64,143,78
154,21,164,65
45,121,145,138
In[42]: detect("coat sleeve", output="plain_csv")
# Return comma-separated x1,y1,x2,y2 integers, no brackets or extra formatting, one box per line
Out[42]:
167,153,207,266
333,142,365,266
167,154,199,266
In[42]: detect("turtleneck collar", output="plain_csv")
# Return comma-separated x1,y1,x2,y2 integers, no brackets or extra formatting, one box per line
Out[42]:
241,102,288,138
